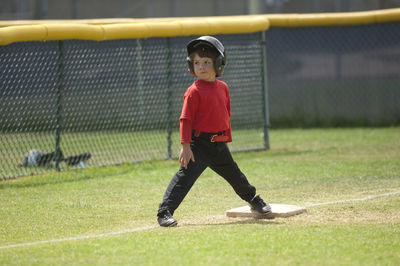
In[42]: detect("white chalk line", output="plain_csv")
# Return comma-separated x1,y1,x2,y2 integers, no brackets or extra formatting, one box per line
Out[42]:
1,190,399,250
0,225,157,250
305,190,400,207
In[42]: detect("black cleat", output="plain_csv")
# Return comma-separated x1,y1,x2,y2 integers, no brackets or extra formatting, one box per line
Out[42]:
157,210,178,227
249,194,272,214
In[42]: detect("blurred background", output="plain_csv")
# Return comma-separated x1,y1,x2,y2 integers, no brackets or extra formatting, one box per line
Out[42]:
1,0,399,20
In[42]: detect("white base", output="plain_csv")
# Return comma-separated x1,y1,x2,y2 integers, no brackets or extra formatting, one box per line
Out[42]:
226,204,306,219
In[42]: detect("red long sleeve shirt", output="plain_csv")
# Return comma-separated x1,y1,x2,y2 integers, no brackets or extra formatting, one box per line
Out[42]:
179,79,233,143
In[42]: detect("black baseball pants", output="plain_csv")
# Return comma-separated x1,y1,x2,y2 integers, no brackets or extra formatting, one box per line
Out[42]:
158,132,256,215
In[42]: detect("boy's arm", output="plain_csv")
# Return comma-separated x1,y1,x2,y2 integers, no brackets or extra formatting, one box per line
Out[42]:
179,119,194,169
180,119,192,144
226,85,233,142
179,142,194,169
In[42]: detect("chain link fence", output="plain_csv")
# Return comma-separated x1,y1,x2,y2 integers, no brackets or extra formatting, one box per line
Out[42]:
1,21,400,179
266,22,400,127
1,33,267,179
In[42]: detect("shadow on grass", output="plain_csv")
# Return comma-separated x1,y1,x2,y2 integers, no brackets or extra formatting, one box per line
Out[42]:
267,149,314,157
180,218,282,227
0,166,129,189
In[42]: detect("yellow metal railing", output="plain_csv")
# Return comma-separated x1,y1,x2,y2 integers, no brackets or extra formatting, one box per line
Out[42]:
0,8,399,46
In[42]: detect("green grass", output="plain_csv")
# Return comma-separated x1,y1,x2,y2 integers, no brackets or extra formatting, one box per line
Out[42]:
0,127,399,265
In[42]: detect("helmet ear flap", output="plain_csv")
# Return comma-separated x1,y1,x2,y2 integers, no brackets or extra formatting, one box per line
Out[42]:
186,56,195,75
214,53,226,77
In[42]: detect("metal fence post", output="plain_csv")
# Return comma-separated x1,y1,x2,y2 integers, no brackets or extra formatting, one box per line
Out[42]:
166,38,173,159
55,40,63,170
136,39,145,126
260,31,270,150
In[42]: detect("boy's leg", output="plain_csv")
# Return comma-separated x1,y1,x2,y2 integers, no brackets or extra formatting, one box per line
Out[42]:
158,144,209,215
209,144,256,202
210,144,271,213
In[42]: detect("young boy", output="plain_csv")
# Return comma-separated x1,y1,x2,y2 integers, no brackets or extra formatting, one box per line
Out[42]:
157,36,271,227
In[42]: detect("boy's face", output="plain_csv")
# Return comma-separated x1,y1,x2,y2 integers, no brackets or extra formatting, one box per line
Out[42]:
193,53,216,82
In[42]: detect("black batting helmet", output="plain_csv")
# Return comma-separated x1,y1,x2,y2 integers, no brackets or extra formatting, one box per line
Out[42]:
186,36,226,77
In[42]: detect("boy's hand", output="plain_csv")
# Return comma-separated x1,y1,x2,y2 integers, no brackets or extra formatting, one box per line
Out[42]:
179,143,195,169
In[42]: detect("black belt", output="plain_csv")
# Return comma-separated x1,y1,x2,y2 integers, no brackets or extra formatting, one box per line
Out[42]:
193,130,228,142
